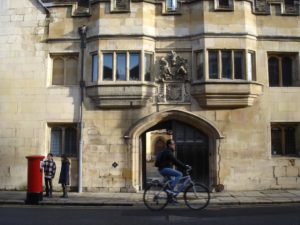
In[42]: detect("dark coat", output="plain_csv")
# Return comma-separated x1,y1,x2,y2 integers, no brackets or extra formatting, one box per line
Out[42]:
157,147,186,171
59,159,70,185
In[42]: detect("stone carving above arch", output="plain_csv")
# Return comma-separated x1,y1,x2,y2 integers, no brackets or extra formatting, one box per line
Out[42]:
156,51,190,104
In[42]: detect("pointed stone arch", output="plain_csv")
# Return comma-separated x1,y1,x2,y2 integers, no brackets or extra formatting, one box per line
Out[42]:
124,109,224,191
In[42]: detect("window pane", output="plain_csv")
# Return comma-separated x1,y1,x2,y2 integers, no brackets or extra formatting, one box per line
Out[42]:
51,128,62,156
247,52,254,81
196,52,204,81
271,127,282,155
234,51,245,79
167,0,178,11
222,51,231,79
219,0,230,7
282,57,293,86
144,53,152,81
268,57,279,87
285,127,296,155
52,58,64,85
209,51,218,79
65,57,78,85
116,53,126,80
92,54,98,82
103,53,113,80
65,127,77,156
129,53,140,81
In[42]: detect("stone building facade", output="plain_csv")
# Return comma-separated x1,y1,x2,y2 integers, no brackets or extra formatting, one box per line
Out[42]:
0,0,300,192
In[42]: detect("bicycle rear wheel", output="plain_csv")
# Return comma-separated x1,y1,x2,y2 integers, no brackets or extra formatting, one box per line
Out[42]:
184,183,210,210
143,183,169,211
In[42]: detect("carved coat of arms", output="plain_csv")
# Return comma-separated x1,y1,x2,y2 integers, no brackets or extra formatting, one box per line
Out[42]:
156,51,190,103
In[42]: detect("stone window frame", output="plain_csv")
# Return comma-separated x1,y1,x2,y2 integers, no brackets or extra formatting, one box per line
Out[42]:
110,0,131,13
50,53,79,86
95,50,154,82
200,49,256,81
267,52,299,87
271,123,300,157
47,123,79,157
214,0,234,11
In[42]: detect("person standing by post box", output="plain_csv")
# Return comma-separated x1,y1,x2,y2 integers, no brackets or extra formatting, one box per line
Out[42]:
59,154,70,198
41,153,56,198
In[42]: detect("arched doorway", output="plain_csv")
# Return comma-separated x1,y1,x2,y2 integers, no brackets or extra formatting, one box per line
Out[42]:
142,120,209,187
125,109,223,191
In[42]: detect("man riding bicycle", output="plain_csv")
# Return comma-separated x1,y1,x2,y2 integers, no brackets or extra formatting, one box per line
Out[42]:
155,139,189,195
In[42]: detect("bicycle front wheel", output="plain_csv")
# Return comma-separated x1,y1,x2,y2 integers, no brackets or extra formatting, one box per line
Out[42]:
184,183,210,210
143,183,169,211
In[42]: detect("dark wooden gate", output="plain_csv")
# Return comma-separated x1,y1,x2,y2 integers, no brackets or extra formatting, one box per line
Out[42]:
172,121,209,186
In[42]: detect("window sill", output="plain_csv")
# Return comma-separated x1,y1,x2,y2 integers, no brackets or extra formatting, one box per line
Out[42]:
191,81,264,108
86,82,156,108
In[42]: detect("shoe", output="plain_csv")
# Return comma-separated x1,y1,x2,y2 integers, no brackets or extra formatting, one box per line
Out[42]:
44,194,49,197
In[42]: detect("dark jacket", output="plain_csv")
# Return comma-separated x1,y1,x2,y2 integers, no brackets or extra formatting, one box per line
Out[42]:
59,159,70,185
157,147,186,171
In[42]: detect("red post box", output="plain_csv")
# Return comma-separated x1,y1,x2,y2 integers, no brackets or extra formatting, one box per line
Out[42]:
25,155,45,204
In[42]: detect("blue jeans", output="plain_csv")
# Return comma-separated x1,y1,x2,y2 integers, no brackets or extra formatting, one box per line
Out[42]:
159,167,182,190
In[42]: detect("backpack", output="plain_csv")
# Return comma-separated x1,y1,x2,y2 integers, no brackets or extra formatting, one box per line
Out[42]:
154,150,164,167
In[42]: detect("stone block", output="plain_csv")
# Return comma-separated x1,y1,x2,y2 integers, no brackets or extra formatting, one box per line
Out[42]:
274,166,286,177
277,177,297,188
286,167,299,177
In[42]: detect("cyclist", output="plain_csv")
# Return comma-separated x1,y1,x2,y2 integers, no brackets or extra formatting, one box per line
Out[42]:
155,139,189,195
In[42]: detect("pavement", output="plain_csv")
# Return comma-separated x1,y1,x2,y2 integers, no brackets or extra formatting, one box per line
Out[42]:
1,189,300,207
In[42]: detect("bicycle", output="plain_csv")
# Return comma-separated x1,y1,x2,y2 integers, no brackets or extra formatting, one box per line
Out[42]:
143,166,210,211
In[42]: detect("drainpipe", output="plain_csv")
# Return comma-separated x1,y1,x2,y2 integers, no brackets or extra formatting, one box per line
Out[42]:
78,25,87,193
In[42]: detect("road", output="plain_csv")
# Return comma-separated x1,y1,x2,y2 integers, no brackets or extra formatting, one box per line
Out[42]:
0,204,299,225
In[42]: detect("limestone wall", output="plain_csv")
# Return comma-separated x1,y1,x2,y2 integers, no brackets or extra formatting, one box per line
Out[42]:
0,0,299,192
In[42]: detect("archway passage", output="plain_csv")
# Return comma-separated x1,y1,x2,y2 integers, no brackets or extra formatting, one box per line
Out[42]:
142,120,209,188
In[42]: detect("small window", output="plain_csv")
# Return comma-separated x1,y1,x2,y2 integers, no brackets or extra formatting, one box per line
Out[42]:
195,51,204,81
221,50,231,79
166,0,178,11
116,53,126,81
112,0,130,12
234,51,245,79
219,0,230,8
91,54,98,83
129,53,140,81
247,52,255,81
268,53,297,87
50,124,78,157
144,53,152,81
209,51,218,79
215,0,233,10
52,58,64,85
271,123,299,156
103,53,113,81
51,55,79,86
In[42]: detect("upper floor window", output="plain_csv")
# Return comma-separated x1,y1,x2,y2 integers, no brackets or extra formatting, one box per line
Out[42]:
268,53,298,87
271,123,299,156
144,53,153,82
205,50,255,81
49,123,78,157
97,51,153,82
166,0,178,11
111,0,130,12
91,53,98,83
214,0,233,10
51,54,79,86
